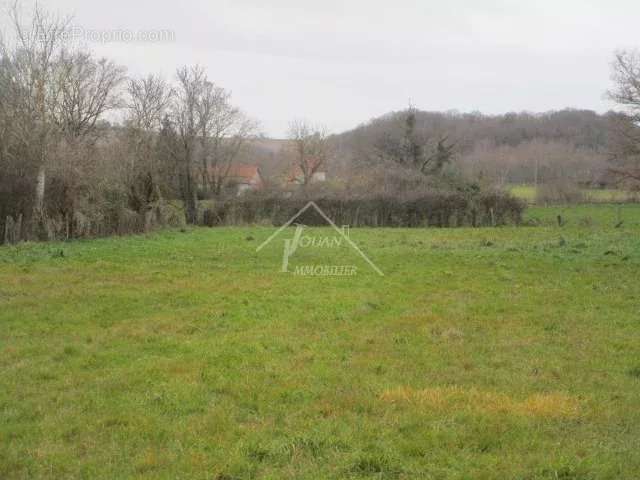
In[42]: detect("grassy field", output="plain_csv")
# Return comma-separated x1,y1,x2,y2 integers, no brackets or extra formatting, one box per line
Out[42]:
2,205,640,479
524,203,640,227
509,185,637,204
509,185,538,203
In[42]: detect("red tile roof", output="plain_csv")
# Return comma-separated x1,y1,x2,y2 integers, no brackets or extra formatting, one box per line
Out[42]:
226,164,261,181
207,164,262,183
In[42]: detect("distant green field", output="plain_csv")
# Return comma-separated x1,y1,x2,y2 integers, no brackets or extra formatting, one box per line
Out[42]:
2,205,640,479
509,185,637,204
585,189,636,202
510,185,538,203
525,203,640,227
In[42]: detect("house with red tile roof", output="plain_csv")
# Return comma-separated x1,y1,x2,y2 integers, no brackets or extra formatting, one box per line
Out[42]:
208,164,264,195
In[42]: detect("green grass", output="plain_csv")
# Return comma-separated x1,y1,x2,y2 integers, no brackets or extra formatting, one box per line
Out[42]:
525,203,639,227
2,205,640,479
585,189,636,203
509,185,538,203
509,185,637,204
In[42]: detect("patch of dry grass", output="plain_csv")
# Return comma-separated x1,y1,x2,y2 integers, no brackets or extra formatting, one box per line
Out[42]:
380,386,580,418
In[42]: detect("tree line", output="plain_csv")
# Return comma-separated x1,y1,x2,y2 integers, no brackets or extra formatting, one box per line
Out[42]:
2,2,640,243
0,3,258,241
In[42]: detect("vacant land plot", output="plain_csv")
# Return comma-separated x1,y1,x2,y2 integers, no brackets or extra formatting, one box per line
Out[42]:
1,205,640,479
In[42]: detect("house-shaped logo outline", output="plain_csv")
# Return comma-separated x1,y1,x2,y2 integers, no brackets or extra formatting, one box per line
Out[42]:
255,201,384,276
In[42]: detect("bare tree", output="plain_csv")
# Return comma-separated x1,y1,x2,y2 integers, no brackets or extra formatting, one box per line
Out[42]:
125,74,173,176
47,52,126,236
0,1,71,238
196,82,258,195
171,65,206,224
127,75,173,132
609,50,640,118
288,119,330,185
607,50,640,183
52,51,126,140
124,74,173,214
161,65,259,222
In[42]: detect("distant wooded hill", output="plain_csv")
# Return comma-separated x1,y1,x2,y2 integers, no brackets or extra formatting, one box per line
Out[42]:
328,109,612,186
337,109,609,150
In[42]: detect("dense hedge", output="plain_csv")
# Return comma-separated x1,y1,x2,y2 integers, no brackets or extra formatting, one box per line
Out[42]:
203,191,525,228
2,191,525,243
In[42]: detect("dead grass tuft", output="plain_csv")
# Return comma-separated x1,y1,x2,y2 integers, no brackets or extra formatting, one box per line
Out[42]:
514,393,580,417
380,386,580,418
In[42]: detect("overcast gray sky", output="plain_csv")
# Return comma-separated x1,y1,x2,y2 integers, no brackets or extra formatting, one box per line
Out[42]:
11,0,640,137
